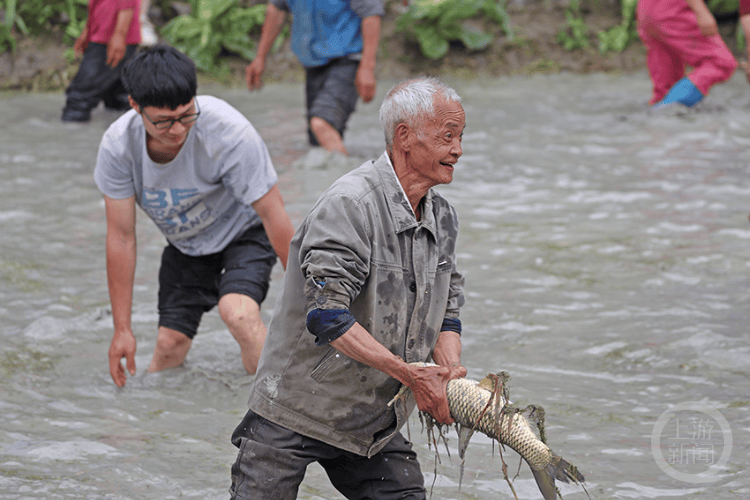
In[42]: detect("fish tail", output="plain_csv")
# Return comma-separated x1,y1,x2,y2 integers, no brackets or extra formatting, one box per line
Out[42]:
530,453,585,500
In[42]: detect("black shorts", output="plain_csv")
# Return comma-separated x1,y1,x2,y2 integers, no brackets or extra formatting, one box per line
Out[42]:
229,409,426,500
157,225,276,339
305,57,360,145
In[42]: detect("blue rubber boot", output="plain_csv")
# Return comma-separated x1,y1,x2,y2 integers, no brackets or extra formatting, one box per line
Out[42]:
653,77,704,108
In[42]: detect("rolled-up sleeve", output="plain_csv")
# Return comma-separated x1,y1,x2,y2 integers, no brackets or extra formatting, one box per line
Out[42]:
300,194,372,313
351,0,385,19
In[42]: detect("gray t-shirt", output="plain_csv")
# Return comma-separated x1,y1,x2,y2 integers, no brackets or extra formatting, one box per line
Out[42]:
94,95,278,256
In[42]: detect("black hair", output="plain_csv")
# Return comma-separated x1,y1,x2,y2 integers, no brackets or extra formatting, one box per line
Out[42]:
122,45,197,110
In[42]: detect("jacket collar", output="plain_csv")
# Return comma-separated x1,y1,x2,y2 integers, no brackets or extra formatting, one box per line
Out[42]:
377,152,437,238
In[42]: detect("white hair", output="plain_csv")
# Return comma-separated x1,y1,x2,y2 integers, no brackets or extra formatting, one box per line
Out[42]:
379,77,461,147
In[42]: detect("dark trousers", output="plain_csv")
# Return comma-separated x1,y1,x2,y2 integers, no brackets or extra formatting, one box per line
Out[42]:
230,409,427,500
305,57,360,146
62,42,137,121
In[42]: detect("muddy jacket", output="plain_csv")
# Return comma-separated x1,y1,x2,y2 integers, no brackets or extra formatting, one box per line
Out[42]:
248,152,465,457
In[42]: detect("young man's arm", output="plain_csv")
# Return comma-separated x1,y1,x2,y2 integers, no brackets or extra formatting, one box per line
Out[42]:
104,195,138,387
685,0,719,37
74,25,90,57
246,3,287,91
355,15,381,103
252,184,294,270
107,6,134,67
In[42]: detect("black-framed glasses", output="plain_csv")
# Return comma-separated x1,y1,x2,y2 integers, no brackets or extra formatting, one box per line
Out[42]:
141,99,200,130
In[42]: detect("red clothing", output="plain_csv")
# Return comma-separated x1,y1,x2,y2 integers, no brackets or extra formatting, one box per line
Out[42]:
742,0,750,16
88,0,141,45
637,0,737,105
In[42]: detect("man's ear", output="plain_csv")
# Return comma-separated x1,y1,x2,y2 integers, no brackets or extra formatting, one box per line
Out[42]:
128,96,139,112
394,122,411,152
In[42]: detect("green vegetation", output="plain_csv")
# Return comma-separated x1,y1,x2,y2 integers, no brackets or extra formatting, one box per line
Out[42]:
2,0,87,52
708,0,740,14
597,0,637,54
395,0,513,60
161,0,281,75
556,0,590,51
1,0,746,72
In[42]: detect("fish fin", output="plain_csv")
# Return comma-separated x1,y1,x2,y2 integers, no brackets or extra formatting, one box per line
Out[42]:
549,454,585,484
456,424,474,495
530,453,585,500
478,375,496,391
530,466,558,500
456,424,474,460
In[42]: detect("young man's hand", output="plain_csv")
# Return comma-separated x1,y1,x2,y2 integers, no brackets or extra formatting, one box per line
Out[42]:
246,59,266,91
109,329,137,387
74,28,89,57
696,10,719,37
107,33,127,68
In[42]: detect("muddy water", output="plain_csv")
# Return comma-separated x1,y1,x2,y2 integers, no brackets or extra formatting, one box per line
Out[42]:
1,71,749,499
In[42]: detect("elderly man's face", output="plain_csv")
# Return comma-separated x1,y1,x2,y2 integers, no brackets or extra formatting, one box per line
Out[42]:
409,96,465,187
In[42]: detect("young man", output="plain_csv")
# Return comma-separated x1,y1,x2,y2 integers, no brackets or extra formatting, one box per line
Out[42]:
230,77,467,499
245,0,383,155
94,46,295,387
62,0,141,122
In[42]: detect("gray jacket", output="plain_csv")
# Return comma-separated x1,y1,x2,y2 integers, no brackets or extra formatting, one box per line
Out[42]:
249,152,465,457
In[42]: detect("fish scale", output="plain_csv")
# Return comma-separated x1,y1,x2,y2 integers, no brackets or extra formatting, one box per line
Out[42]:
445,377,553,470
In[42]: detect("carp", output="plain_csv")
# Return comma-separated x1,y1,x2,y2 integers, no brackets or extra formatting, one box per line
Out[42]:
392,364,585,500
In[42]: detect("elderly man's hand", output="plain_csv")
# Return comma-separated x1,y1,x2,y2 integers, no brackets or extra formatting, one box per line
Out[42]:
407,363,466,424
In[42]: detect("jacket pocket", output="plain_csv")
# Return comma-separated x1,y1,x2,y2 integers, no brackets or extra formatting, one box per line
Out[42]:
309,346,347,383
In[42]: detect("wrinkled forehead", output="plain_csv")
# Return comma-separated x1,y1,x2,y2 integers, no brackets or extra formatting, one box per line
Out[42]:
418,97,465,129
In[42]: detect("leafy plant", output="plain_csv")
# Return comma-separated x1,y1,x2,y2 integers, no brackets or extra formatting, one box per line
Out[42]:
0,24,16,53
556,5,590,51
61,0,89,42
395,0,513,60
597,0,637,54
161,0,278,75
1,0,88,54
2,0,23,52
706,0,739,14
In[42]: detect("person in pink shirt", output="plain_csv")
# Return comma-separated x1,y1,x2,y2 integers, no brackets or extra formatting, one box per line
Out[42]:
62,0,141,122
637,0,737,108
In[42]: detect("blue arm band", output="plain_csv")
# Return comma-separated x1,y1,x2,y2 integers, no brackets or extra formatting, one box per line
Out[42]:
440,317,462,335
306,308,357,346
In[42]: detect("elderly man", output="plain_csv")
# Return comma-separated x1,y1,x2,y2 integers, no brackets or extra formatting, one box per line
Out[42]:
229,77,467,500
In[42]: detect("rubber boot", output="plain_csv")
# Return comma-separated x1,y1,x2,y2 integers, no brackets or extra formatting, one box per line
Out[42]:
653,77,704,108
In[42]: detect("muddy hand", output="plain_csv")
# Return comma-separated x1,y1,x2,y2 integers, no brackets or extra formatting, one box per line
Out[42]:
408,364,465,424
